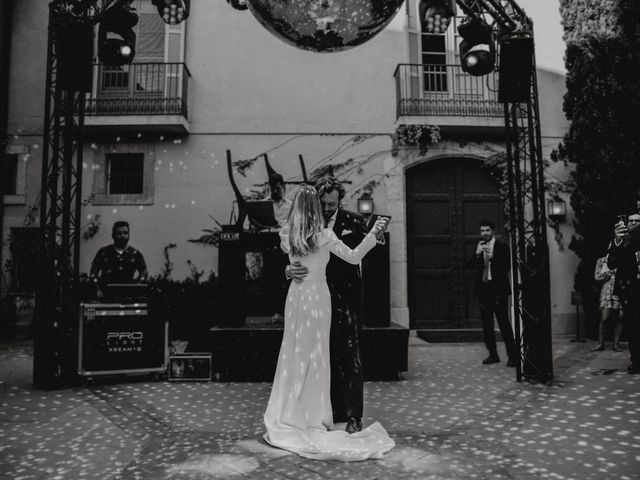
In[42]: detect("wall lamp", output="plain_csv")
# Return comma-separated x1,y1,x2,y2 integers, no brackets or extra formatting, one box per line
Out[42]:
547,198,566,221
357,197,374,215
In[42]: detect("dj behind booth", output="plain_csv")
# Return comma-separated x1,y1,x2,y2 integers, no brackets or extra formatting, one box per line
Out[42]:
89,221,148,299
78,221,167,378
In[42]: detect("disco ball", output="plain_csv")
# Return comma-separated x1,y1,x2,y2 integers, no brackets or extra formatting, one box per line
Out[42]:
245,0,405,52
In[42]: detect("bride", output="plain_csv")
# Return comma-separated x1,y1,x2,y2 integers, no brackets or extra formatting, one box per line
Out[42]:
263,185,395,461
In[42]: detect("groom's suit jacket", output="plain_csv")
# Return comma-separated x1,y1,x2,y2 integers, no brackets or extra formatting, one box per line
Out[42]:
326,208,369,316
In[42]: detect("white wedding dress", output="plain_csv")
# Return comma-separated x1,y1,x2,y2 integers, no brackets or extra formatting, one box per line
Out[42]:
263,227,395,461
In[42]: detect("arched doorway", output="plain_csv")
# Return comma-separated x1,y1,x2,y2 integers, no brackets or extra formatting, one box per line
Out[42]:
406,157,504,336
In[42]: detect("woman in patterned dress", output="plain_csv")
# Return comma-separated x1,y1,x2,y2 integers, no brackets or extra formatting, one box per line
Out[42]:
592,254,624,351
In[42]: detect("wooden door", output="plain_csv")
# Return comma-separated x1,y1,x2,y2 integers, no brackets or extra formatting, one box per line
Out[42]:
406,158,504,330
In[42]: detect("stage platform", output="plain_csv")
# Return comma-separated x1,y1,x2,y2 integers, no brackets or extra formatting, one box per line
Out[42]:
209,319,409,381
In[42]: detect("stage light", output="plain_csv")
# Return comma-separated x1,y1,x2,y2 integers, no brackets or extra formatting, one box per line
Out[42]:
152,0,190,25
227,0,248,11
419,0,455,34
98,2,138,66
120,44,132,58
458,17,495,76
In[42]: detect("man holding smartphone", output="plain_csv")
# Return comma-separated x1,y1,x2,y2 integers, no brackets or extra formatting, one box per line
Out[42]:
608,213,640,374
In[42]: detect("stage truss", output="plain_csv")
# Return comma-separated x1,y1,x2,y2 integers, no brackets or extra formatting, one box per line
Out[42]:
34,0,552,387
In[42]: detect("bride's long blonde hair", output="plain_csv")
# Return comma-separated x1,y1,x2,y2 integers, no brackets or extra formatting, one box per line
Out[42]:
287,185,324,256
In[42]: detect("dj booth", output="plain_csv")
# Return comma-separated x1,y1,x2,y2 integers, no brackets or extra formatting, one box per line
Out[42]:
218,230,287,326
213,229,407,381
217,229,391,327
78,302,168,377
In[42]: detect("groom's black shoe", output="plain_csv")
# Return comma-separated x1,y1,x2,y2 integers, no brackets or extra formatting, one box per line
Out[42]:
346,417,362,434
482,355,500,365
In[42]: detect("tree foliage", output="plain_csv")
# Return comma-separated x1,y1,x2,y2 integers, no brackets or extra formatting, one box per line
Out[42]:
556,0,640,327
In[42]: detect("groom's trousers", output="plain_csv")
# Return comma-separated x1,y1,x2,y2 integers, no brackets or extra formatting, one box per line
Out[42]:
330,300,364,423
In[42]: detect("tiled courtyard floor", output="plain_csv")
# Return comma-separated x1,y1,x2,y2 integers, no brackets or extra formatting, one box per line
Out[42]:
1,336,639,479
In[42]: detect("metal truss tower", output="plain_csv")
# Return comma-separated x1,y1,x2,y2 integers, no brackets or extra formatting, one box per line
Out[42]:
34,3,87,388
34,0,120,388
456,0,553,382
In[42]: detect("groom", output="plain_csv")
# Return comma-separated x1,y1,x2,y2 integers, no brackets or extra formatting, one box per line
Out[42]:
286,176,369,434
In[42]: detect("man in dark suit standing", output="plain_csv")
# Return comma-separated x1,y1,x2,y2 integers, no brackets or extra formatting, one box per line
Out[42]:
608,213,640,374
286,176,370,434
469,219,517,367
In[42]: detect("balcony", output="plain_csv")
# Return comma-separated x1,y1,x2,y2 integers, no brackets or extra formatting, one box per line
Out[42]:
84,62,191,135
394,63,505,132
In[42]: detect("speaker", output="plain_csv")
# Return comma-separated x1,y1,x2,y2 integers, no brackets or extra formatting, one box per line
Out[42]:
498,36,533,103
55,22,94,93
217,226,245,327
78,303,168,376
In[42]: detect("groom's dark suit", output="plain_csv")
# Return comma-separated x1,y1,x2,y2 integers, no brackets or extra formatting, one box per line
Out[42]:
327,208,368,422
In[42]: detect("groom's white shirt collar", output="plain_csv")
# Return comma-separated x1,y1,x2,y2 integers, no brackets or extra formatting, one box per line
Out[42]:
326,210,338,230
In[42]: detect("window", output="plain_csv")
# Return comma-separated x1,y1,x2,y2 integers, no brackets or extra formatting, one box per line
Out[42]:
107,153,144,194
421,33,447,92
2,146,27,205
97,0,186,97
1,154,18,195
92,144,155,205
406,0,456,95
135,14,165,93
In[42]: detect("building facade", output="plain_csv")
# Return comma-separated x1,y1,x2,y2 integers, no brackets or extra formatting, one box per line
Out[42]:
1,0,576,335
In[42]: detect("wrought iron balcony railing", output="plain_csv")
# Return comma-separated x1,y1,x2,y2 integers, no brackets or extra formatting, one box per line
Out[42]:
394,63,502,118
86,62,191,118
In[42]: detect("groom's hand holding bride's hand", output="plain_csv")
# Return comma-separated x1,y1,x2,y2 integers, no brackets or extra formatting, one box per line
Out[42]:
286,261,308,284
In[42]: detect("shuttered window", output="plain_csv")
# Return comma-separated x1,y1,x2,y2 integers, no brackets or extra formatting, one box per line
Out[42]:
98,0,185,97
406,0,457,93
